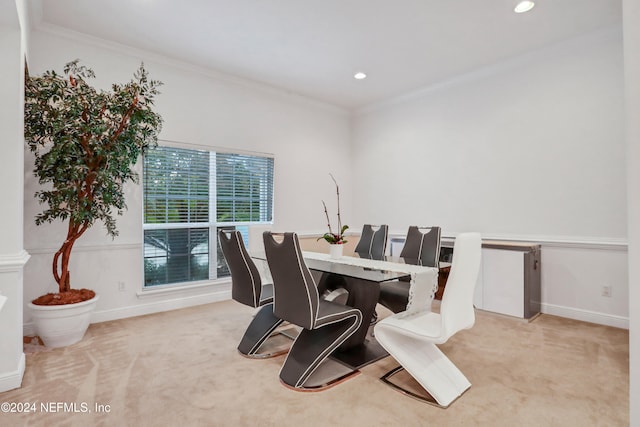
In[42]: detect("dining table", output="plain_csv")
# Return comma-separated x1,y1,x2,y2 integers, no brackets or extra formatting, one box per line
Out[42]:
254,249,442,370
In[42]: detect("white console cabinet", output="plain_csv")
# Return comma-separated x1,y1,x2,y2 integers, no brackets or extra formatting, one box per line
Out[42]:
393,236,541,320
472,242,541,320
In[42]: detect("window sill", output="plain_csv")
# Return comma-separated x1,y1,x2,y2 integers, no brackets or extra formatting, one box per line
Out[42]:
136,278,231,298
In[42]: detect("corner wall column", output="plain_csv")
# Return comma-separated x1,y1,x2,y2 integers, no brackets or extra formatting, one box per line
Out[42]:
0,4,29,392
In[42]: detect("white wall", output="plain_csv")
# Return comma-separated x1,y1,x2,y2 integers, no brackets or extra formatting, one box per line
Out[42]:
623,0,640,423
23,28,352,329
540,243,627,327
353,27,624,239
352,27,628,327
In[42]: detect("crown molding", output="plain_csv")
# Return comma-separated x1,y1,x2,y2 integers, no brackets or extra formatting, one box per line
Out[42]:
32,22,350,117
355,24,623,116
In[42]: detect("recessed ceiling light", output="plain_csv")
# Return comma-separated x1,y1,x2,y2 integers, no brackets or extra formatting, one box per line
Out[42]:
354,72,367,80
514,1,535,13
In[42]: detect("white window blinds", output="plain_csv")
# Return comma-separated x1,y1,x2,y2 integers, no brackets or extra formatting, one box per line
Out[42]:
142,146,274,287
143,147,210,224
216,153,274,223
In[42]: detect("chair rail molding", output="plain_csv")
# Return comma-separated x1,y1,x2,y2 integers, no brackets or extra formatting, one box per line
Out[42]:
386,230,629,329
25,243,140,255
0,250,31,272
436,232,627,251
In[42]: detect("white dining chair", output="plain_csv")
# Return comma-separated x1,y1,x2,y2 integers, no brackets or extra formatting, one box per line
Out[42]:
374,232,482,407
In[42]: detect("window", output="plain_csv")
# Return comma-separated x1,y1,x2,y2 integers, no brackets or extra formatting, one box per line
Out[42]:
143,146,274,287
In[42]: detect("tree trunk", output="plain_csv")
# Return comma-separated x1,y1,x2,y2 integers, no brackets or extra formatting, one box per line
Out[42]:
53,220,89,293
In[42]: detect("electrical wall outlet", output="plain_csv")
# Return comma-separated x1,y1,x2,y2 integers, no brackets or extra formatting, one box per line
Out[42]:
118,281,126,292
601,285,612,297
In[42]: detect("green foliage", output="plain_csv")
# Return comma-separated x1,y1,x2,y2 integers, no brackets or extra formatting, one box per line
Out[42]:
25,60,163,237
24,60,163,292
318,225,349,244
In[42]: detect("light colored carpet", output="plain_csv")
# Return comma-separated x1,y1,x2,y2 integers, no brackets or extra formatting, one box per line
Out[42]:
1,300,629,426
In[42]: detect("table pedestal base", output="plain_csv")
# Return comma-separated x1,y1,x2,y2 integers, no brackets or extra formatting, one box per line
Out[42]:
331,335,389,369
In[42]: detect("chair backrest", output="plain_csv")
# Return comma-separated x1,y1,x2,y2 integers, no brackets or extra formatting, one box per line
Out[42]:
354,224,389,259
399,226,442,267
218,229,262,308
440,232,482,338
263,232,319,330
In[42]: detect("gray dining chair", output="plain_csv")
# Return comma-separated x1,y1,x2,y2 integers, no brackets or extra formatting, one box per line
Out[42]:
354,224,389,260
378,226,442,313
323,223,388,307
263,231,363,390
400,225,442,266
218,229,287,358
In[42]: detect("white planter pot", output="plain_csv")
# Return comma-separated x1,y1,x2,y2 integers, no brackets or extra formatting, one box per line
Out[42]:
28,294,99,348
329,244,344,259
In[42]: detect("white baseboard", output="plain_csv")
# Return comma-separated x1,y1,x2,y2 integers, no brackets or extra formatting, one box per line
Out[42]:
0,353,25,393
92,289,232,324
23,289,232,336
541,303,629,329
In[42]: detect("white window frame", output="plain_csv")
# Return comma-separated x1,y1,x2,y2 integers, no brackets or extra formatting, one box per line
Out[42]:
142,142,274,289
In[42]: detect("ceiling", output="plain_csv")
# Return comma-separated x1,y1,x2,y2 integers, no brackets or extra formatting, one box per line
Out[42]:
29,0,621,110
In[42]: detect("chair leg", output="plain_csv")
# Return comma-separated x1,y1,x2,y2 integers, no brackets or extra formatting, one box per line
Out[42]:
381,366,459,408
237,303,286,358
375,329,471,407
279,314,361,389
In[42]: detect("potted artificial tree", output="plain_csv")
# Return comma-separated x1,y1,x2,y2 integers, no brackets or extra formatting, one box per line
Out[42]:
24,60,163,347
